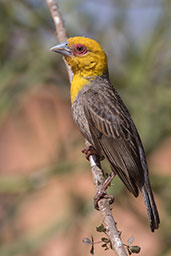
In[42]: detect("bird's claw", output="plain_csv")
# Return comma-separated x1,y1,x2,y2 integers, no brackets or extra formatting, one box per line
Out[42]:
82,145,104,161
94,191,115,210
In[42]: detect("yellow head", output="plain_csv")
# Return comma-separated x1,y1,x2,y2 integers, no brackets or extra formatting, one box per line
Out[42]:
50,36,108,77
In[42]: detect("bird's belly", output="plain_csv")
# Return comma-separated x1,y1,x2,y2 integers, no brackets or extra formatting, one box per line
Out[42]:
72,98,93,144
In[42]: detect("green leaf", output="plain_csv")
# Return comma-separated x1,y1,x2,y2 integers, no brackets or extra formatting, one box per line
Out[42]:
101,237,109,243
127,236,134,245
82,237,92,245
90,244,94,255
129,246,141,254
96,224,106,233
102,244,107,248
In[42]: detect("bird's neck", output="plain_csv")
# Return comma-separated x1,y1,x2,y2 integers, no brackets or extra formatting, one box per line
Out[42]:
70,73,90,104
70,70,109,104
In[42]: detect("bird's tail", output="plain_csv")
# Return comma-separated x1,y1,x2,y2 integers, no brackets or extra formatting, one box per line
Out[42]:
141,181,160,232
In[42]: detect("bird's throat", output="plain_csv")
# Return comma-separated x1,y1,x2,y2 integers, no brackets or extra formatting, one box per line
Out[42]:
70,74,90,104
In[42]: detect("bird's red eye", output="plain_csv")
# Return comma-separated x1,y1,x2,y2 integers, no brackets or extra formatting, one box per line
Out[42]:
74,44,87,55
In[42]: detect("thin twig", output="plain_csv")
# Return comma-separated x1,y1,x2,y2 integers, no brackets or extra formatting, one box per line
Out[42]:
46,1,128,255
46,0,73,82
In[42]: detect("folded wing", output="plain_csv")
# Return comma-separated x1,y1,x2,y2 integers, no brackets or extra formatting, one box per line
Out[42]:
82,86,146,197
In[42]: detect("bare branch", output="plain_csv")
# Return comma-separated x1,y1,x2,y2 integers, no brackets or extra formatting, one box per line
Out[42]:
46,1,128,255
86,141,128,256
46,0,73,82
90,158,127,255
46,0,67,42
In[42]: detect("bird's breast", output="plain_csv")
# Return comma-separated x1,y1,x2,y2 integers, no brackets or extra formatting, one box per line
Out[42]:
72,92,93,144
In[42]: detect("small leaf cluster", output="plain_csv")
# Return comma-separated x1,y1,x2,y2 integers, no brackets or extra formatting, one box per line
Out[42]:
125,236,141,255
83,224,141,255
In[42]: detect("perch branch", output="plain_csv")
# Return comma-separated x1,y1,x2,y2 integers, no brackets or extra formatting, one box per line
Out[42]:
46,1,128,255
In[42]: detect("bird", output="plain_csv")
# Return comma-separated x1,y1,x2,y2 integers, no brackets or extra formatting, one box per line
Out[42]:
50,36,160,232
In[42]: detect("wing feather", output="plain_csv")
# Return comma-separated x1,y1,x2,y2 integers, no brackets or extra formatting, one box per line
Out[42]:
82,86,145,196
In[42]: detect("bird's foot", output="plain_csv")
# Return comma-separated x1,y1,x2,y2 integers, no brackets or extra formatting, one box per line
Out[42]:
94,192,114,210
82,145,104,161
94,171,115,210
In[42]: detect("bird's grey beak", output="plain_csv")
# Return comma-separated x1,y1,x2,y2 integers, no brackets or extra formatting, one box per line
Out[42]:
49,41,71,56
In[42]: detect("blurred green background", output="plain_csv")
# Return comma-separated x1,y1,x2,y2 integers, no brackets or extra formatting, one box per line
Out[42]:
0,0,171,255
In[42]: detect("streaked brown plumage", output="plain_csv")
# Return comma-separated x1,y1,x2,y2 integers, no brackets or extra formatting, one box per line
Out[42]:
50,36,160,232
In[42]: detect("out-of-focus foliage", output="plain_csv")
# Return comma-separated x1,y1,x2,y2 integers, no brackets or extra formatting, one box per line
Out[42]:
0,0,170,255
0,0,68,119
0,0,170,151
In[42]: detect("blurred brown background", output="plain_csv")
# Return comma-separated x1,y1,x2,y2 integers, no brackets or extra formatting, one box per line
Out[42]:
0,0,171,255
